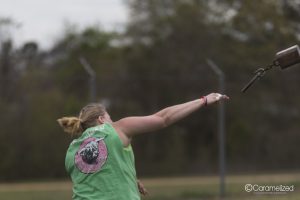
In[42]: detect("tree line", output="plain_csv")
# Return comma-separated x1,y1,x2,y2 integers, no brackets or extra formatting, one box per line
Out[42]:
0,0,300,180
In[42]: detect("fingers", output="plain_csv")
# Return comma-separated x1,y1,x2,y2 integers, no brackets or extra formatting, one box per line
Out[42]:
139,187,148,196
206,93,229,105
222,95,230,100
139,186,148,196
137,180,148,196
215,93,222,100
214,93,229,100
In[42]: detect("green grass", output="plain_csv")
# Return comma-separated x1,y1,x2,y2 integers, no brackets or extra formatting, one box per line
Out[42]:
0,172,300,200
0,191,71,200
0,181,72,200
142,173,300,200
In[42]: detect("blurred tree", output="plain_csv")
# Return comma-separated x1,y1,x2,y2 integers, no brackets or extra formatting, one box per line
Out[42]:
124,0,300,175
1,0,300,181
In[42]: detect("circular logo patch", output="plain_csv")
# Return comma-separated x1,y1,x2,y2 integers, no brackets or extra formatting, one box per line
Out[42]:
75,137,108,174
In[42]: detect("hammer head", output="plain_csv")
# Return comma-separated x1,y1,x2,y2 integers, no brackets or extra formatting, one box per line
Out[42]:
275,45,300,69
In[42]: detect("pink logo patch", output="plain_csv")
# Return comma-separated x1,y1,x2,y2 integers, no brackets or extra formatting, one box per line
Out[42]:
75,137,108,174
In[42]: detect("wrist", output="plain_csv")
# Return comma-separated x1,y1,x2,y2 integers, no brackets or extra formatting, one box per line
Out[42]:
200,96,207,106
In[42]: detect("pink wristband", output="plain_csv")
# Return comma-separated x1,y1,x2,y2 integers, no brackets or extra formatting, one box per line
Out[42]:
201,96,207,106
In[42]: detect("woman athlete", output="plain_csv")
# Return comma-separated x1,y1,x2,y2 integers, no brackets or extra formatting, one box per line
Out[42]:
57,93,229,200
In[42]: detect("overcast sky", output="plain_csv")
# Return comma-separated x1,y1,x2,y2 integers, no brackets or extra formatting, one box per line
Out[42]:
0,0,128,49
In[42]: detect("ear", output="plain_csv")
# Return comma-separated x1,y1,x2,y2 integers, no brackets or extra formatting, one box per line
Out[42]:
98,116,105,124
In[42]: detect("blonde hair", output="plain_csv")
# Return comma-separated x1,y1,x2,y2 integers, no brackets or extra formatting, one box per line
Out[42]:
57,103,106,136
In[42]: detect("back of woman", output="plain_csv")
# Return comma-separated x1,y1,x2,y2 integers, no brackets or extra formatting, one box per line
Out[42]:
65,123,140,200
58,93,229,199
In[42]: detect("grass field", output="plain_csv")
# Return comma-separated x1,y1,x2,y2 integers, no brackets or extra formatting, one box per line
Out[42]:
0,172,299,200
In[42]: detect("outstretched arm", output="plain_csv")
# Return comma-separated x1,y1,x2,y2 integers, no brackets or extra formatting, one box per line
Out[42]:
113,93,229,139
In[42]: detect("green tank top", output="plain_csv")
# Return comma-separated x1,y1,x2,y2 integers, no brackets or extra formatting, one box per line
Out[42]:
65,123,140,200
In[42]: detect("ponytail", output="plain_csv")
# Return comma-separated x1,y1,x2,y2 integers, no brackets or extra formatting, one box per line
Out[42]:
57,117,83,135
58,103,106,136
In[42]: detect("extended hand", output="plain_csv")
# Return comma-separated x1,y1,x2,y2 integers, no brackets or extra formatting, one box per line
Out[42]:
205,93,229,105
